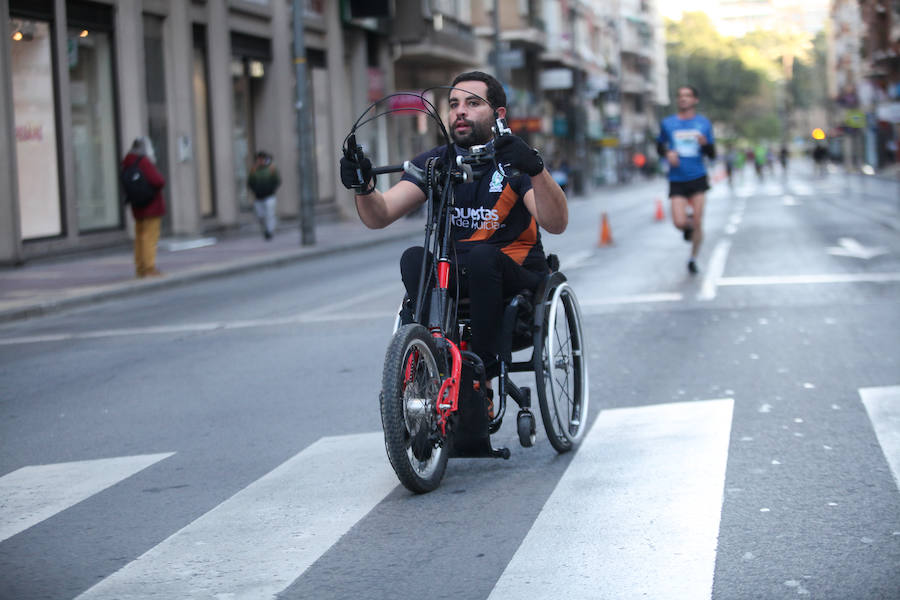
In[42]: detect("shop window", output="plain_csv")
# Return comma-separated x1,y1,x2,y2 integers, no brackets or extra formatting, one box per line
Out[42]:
142,14,171,230
69,24,119,232
232,60,255,211
193,25,215,218
9,17,64,239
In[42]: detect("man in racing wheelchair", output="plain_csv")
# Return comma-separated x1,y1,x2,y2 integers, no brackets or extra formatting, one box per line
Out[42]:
339,71,568,388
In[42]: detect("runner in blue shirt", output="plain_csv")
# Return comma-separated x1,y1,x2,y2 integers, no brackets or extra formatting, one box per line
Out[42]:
657,85,716,274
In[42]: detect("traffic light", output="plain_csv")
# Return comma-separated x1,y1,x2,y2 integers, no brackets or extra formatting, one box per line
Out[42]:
812,128,826,140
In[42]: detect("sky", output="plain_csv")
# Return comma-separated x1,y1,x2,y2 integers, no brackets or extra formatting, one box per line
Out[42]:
659,0,706,21
659,0,831,36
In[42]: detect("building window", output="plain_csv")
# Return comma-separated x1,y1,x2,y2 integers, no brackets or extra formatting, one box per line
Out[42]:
193,25,215,218
232,59,255,211
10,18,64,240
69,25,119,232
142,15,170,228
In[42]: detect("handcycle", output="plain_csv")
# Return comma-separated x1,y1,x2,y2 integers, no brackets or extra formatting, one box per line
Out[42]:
343,88,589,493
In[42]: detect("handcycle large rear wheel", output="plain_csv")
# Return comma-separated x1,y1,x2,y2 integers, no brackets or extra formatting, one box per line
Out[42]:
380,324,449,493
534,282,589,453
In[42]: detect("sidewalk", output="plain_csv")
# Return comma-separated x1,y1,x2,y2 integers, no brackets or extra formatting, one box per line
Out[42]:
0,217,426,323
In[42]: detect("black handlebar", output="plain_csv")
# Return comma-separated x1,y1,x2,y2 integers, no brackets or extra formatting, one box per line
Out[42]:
346,116,521,191
371,164,404,176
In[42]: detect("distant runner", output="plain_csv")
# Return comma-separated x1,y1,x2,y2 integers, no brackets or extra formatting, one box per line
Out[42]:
657,85,716,275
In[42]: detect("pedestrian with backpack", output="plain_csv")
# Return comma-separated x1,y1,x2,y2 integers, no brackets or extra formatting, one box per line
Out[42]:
121,136,166,278
247,151,281,240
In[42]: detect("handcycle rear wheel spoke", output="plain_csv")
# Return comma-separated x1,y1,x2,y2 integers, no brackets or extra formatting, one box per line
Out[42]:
535,282,589,453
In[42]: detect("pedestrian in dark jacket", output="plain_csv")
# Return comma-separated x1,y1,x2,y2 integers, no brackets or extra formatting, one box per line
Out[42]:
247,151,281,240
121,136,166,277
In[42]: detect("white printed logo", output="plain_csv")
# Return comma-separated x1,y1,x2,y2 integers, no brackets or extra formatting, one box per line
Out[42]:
452,206,501,230
489,170,504,193
673,129,701,158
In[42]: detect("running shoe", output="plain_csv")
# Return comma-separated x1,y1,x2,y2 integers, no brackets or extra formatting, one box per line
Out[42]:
687,259,699,275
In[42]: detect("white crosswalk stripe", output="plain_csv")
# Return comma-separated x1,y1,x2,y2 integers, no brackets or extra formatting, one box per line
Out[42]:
74,432,396,600
0,453,174,544
860,386,900,488
5,388,900,599
489,399,734,600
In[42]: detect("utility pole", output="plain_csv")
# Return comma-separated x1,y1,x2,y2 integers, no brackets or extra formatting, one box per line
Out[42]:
293,0,317,245
492,0,502,81
572,7,588,195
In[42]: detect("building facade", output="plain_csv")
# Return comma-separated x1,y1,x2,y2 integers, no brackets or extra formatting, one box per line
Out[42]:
1,0,365,265
858,0,900,169
2,0,669,265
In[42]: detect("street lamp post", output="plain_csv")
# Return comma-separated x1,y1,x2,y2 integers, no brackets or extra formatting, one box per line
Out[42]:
293,0,317,246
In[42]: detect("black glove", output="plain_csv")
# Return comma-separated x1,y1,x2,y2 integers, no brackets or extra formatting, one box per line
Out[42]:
340,154,375,193
494,135,544,177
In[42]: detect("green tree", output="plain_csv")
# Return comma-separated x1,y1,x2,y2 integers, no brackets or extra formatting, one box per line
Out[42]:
664,12,826,143
665,13,762,129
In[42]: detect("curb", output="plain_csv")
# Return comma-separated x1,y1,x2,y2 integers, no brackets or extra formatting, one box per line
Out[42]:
0,226,423,324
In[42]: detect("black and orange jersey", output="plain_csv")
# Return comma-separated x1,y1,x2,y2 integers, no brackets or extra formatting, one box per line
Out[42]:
402,145,546,271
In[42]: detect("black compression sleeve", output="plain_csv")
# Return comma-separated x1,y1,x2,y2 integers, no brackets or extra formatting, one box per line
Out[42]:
702,143,716,160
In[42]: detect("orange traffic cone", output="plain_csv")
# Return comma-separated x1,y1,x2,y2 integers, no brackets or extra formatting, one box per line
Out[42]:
598,212,613,247
654,197,665,221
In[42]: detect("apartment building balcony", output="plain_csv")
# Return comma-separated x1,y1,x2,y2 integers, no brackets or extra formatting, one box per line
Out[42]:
391,0,479,68
620,27,653,58
621,71,649,95
471,1,546,52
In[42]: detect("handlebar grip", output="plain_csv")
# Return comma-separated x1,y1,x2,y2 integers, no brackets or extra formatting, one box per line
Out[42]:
402,160,426,184
371,164,405,175
364,161,425,185
344,134,368,192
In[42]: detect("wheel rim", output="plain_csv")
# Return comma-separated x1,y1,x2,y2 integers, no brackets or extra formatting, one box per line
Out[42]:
400,339,444,478
544,283,588,444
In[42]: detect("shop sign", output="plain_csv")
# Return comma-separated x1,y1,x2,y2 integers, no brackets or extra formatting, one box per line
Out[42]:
490,49,524,70
599,137,619,147
367,67,385,103
389,91,428,114
508,117,542,133
67,38,78,68
844,109,865,129
876,102,900,124
541,68,573,90
587,74,609,95
553,116,569,136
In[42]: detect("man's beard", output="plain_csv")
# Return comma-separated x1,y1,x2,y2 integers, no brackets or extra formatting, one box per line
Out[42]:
450,117,492,148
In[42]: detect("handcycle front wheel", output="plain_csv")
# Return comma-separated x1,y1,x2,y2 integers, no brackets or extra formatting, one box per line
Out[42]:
534,281,589,453
380,324,449,493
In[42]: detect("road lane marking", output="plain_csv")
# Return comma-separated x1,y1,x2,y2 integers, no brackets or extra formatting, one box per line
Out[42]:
75,433,396,600
718,273,900,286
826,237,888,260
489,399,734,600
0,311,396,346
699,239,732,301
0,453,174,543
580,292,683,309
303,282,401,317
860,386,900,489
559,249,594,270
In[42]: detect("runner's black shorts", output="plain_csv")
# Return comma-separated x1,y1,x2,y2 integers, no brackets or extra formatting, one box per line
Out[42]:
669,175,710,198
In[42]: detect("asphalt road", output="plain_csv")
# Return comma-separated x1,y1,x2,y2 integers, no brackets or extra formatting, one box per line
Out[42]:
1,163,898,599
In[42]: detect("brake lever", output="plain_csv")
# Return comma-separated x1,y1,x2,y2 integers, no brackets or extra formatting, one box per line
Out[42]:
492,117,521,178
493,117,512,137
